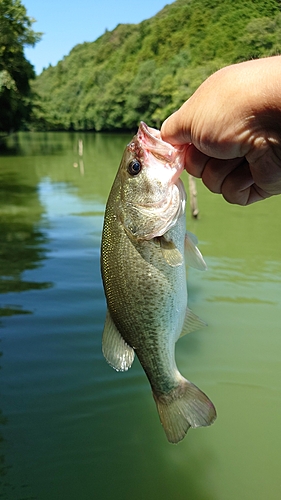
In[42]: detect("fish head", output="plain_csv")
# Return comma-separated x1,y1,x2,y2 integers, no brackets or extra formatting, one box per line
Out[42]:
117,122,188,240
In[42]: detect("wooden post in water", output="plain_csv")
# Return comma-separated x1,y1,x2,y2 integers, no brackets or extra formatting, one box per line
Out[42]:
188,174,199,219
78,139,84,176
78,139,83,157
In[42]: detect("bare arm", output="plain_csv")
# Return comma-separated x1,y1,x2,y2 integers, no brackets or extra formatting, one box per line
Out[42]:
161,56,281,205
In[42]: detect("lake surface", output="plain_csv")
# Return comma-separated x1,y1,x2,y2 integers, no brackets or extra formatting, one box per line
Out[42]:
0,131,281,500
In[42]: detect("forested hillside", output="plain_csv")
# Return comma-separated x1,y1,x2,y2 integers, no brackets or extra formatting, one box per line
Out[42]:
0,0,41,133
31,0,281,131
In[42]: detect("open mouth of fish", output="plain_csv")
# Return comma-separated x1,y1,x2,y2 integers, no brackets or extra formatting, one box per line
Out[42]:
136,121,186,182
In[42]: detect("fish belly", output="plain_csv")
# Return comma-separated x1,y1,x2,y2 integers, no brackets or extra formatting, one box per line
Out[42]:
101,194,216,443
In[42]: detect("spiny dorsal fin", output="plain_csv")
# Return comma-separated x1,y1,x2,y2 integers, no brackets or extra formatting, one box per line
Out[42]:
159,236,183,267
179,307,207,338
185,231,207,271
102,310,135,371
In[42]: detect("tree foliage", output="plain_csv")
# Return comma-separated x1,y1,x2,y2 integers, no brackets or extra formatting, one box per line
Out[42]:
31,0,281,132
0,0,41,132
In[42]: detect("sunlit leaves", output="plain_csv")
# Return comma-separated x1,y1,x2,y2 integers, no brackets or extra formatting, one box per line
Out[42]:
0,0,42,132
31,0,281,132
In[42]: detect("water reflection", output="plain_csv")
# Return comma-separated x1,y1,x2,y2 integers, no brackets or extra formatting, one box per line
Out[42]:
0,410,10,499
0,132,281,500
0,344,8,485
0,146,52,497
0,171,52,313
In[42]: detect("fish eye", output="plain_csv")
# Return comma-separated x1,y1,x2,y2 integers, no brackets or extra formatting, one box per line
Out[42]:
127,159,142,176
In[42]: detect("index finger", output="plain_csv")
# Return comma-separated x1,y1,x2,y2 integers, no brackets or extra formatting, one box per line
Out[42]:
184,144,210,177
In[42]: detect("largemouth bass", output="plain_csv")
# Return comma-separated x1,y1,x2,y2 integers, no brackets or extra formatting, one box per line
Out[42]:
101,122,216,443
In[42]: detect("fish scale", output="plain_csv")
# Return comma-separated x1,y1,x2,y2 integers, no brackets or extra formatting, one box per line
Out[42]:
101,121,216,443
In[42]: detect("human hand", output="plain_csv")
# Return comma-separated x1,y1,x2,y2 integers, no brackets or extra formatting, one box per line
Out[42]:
161,57,281,205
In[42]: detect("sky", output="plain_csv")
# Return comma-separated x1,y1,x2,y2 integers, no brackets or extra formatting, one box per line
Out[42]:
23,0,174,75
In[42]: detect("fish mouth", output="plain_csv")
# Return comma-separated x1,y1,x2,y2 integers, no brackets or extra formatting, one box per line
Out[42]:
137,121,184,159
122,122,188,239
134,122,187,210
135,122,187,183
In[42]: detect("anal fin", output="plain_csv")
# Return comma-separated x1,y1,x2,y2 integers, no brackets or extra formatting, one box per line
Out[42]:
102,310,135,371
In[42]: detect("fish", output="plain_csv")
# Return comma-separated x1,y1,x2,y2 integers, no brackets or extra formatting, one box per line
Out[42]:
100,121,216,443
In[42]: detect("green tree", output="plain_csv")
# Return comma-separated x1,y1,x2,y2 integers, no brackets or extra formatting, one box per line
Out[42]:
0,0,41,133
31,0,281,132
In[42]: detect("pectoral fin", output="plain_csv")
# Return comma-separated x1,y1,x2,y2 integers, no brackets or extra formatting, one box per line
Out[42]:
185,231,207,271
102,310,135,371
159,236,183,267
179,307,207,338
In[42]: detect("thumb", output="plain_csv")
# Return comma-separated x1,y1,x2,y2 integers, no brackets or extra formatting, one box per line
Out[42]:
161,106,192,146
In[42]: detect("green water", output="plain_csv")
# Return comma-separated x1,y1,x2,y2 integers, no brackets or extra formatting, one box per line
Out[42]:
0,132,281,500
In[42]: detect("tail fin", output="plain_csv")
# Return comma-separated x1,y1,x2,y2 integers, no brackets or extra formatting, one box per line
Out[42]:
153,378,216,444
